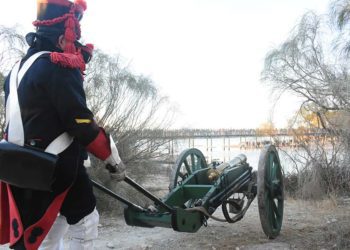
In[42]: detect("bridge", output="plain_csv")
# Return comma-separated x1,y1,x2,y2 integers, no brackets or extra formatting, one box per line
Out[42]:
138,128,327,139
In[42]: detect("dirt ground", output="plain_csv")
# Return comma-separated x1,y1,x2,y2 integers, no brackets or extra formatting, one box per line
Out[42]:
94,197,350,250
1,162,349,249
0,194,348,250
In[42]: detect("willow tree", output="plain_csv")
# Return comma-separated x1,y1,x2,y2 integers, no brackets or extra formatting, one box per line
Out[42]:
85,49,174,165
84,50,175,212
262,11,350,196
331,0,350,56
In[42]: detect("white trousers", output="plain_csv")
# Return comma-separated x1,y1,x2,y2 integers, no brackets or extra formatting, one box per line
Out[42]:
39,208,99,250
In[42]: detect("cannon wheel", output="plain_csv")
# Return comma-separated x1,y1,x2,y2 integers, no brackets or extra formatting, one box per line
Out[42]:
169,148,208,190
257,144,284,239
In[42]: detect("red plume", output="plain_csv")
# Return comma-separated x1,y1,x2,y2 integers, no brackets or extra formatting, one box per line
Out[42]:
85,43,94,51
74,0,87,11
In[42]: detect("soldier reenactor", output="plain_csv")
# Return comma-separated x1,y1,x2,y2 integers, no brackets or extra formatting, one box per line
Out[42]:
0,0,125,249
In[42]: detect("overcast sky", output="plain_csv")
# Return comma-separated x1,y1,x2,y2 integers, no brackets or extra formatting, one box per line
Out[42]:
0,0,331,129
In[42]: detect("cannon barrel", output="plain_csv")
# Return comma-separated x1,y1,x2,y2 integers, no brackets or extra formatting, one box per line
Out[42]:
216,154,247,171
208,154,247,181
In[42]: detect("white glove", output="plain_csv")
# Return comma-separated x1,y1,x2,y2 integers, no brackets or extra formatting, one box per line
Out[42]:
104,135,125,181
105,162,126,181
104,135,122,166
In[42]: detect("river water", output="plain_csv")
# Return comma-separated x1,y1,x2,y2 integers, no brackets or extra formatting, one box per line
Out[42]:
165,136,297,173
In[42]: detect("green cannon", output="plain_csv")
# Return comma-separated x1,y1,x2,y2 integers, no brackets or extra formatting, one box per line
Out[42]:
93,144,284,239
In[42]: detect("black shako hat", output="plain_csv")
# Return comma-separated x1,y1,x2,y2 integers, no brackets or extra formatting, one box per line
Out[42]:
33,0,87,54
31,0,93,72
36,0,71,34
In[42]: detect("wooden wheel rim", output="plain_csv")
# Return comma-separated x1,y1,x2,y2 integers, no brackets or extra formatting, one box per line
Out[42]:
257,144,284,239
169,148,208,190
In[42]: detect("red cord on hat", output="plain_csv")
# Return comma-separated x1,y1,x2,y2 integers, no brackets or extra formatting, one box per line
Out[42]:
32,13,70,27
33,0,86,53
33,0,88,73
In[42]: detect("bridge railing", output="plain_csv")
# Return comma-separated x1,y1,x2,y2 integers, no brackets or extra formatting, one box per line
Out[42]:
137,128,328,139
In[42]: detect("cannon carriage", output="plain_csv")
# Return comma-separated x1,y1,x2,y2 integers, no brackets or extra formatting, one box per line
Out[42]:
93,144,284,238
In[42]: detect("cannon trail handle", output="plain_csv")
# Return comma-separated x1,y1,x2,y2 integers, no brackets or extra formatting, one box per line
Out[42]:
124,176,174,212
91,176,174,213
91,179,145,212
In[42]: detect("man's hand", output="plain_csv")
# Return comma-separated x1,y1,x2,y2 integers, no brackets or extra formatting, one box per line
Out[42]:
105,162,126,181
